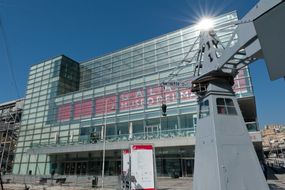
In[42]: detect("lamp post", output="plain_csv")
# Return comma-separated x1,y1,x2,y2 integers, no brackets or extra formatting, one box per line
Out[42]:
101,98,115,189
101,99,108,189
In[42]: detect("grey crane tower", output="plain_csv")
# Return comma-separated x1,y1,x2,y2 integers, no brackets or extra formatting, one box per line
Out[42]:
162,0,285,189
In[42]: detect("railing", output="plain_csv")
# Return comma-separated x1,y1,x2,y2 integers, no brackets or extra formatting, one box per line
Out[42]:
31,128,195,148
31,122,257,149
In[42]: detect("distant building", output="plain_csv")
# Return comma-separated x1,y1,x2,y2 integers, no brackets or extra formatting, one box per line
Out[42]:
14,11,262,177
0,99,23,173
262,124,285,158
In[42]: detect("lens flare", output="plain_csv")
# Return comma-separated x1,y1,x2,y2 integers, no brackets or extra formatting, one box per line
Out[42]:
196,18,214,31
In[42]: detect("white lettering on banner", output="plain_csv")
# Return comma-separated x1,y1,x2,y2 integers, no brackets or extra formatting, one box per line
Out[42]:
119,85,197,110
136,90,143,98
180,91,189,99
148,88,155,96
156,96,162,103
180,88,196,102
120,88,144,111
147,97,154,105
165,93,176,102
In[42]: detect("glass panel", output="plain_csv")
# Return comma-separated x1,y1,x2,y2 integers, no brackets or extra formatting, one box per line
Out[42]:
106,124,116,136
216,98,237,115
217,106,227,114
117,122,128,135
180,114,194,129
227,106,237,115
146,118,160,126
132,120,144,133
246,122,258,132
216,98,225,105
225,98,234,106
199,100,210,118
161,116,178,130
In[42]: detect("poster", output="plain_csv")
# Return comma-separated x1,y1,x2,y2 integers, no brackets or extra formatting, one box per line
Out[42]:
122,150,130,176
130,144,156,190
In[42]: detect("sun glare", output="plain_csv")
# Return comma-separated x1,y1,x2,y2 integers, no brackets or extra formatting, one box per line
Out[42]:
196,17,214,31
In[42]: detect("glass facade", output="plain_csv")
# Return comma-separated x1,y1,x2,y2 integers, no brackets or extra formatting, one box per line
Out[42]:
13,11,256,176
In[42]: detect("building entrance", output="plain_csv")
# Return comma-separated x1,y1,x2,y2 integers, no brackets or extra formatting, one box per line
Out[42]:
156,158,194,177
181,158,194,177
64,161,87,175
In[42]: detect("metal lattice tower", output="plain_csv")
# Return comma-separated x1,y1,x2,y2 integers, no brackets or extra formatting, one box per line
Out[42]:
0,99,23,174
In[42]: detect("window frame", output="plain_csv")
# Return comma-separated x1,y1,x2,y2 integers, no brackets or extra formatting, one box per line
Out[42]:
199,99,210,119
216,98,237,115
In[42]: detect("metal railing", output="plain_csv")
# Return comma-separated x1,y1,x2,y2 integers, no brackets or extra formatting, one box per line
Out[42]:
31,128,196,148
30,122,257,149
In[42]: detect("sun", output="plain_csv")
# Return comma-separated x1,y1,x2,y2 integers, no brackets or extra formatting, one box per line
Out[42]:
196,17,214,31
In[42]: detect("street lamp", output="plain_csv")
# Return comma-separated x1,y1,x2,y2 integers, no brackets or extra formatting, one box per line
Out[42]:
101,98,115,189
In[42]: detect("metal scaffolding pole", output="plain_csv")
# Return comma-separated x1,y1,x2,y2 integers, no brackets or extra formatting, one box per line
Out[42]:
0,100,23,173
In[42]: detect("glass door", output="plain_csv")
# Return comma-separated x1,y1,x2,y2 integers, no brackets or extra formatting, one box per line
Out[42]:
76,163,81,175
64,163,70,175
182,159,194,177
145,125,159,139
64,162,88,175
81,162,87,175
70,162,76,175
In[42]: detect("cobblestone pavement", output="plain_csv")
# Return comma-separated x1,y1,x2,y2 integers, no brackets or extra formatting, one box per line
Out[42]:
3,174,285,190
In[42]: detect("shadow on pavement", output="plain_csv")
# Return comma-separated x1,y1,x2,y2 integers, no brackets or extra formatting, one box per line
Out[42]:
270,167,285,175
268,167,279,180
268,183,285,190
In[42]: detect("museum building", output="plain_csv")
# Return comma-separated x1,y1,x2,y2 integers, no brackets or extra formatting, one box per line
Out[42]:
13,11,262,177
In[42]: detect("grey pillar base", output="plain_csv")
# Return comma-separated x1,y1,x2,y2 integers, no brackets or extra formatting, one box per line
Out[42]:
193,81,268,190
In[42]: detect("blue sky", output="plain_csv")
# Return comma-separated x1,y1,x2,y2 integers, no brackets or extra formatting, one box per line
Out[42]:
0,0,284,127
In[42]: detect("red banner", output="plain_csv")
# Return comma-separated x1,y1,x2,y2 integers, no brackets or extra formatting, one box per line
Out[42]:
95,95,116,115
132,145,153,150
74,99,93,119
120,88,144,111
56,75,250,121
147,85,177,107
180,88,197,102
233,69,248,94
57,104,71,121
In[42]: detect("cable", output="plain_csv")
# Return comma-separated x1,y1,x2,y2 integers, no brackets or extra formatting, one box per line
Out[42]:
0,15,20,98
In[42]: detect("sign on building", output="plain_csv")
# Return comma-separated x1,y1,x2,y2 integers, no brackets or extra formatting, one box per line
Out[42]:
122,150,131,189
122,150,130,176
130,144,156,190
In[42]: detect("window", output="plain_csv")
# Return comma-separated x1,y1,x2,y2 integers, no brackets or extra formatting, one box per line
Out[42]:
161,116,178,130
199,100,210,118
180,114,194,129
216,98,237,115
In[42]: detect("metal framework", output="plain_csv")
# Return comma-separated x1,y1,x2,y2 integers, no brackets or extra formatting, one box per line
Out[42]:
0,99,23,174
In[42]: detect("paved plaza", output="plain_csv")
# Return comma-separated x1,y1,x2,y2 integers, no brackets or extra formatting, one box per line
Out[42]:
2,173,285,190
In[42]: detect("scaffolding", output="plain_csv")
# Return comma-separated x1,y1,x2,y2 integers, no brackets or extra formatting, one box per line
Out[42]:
0,99,23,174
